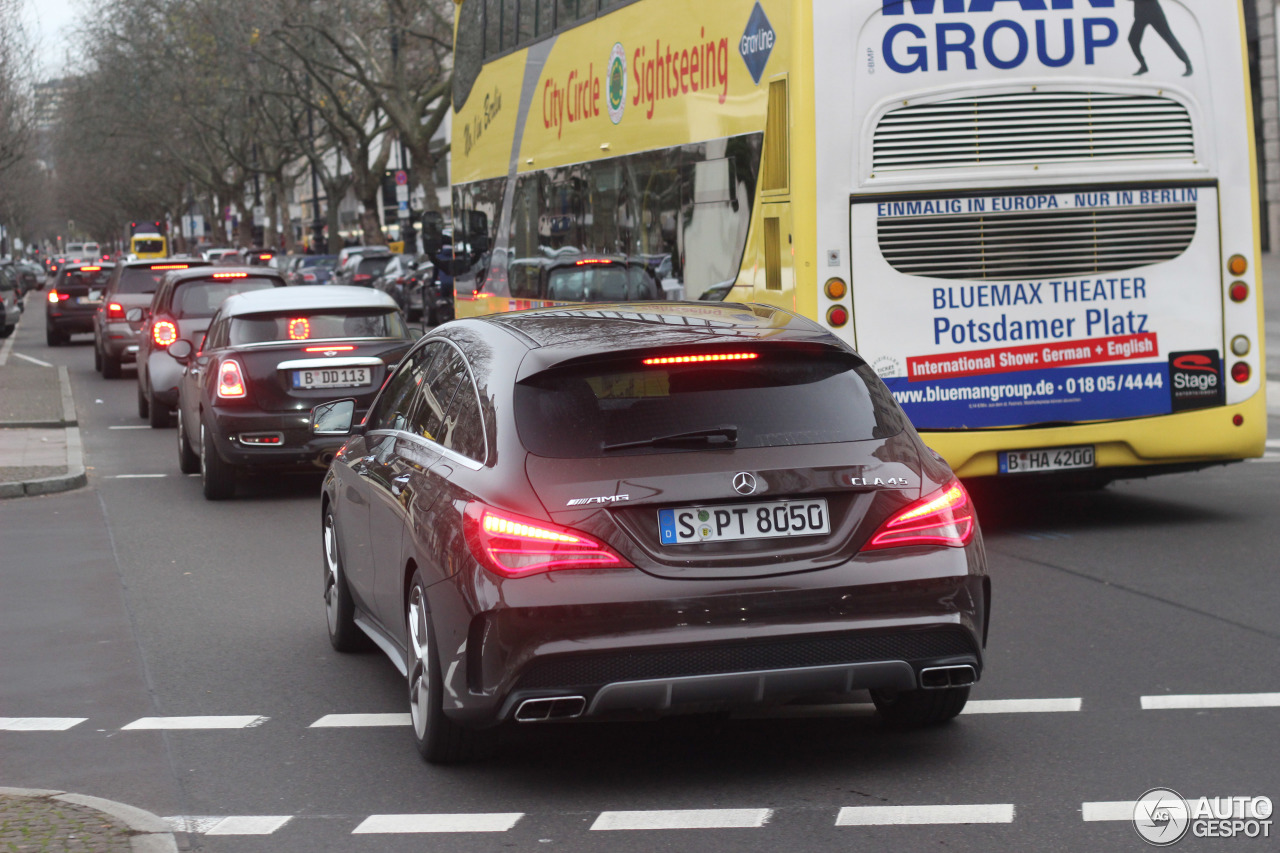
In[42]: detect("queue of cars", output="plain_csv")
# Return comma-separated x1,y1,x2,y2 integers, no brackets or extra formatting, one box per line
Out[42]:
32,245,990,764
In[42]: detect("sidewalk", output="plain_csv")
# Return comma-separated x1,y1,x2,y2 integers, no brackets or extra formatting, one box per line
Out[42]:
0,788,177,852
0,336,86,498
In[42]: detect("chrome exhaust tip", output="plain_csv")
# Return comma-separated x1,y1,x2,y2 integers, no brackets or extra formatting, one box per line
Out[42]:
514,696,586,722
919,665,977,689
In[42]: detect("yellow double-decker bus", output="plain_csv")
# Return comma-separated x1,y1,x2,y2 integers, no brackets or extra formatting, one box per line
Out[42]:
450,0,1265,480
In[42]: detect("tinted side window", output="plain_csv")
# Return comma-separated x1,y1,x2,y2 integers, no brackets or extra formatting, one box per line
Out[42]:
409,346,466,443
441,372,486,462
368,344,437,432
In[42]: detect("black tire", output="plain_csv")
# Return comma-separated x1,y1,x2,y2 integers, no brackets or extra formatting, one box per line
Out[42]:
147,385,170,428
871,686,970,728
199,420,236,500
176,406,199,474
323,508,368,652
94,343,103,372
102,351,122,379
137,382,149,418
46,325,63,346
0,324,12,339
407,570,491,763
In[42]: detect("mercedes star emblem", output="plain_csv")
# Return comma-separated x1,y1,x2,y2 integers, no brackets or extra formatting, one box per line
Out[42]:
733,471,758,495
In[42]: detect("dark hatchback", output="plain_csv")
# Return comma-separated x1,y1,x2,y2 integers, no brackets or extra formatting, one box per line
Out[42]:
315,302,990,763
46,262,115,345
174,286,413,499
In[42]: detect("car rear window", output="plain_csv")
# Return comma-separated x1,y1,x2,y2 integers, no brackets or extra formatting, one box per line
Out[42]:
546,264,656,302
173,278,279,318
357,257,391,275
515,350,907,458
63,267,113,288
229,309,407,345
118,265,191,294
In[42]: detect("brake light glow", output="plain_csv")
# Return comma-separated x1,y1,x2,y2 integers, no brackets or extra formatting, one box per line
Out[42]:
303,345,355,352
288,318,311,340
863,480,974,551
151,264,189,270
464,503,632,577
48,290,65,303
106,302,124,320
642,352,758,366
353,274,372,282
258,253,271,260
575,258,612,265
213,272,249,279
80,265,102,271
152,320,178,347
217,358,247,398
302,272,317,281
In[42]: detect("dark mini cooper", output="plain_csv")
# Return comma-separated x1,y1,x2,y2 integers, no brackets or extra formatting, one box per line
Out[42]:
172,286,413,499
46,262,115,345
313,303,990,763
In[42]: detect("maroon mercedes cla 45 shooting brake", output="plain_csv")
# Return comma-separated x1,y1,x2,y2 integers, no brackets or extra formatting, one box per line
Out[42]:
314,303,990,762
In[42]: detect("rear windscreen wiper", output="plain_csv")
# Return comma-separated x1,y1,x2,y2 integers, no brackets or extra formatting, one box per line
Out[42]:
602,425,738,452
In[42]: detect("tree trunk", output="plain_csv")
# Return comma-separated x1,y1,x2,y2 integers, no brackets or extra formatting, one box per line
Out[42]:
360,203,384,246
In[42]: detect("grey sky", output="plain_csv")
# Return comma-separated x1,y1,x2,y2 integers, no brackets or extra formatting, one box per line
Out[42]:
25,0,83,78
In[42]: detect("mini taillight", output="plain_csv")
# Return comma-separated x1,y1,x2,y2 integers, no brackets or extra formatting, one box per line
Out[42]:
217,358,247,398
288,318,311,340
152,320,178,347
464,502,633,577
213,272,249,279
642,352,758,366
106,302,125,320
863,479,975,551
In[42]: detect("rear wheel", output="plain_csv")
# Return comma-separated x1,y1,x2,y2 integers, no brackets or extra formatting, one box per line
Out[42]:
199,420,236,500
102,350,122,379
147,384,170,428
46,325,64,346
408,570,490,763
323,509,367,652
176,406,199,474
871,686,970,728
137,383,149,418
93,343,102,372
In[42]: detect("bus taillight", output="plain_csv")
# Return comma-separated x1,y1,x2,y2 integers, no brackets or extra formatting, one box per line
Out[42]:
1228,255,1248,276
1230,362,1250,383
826,305,849,327
1229,282,1249,302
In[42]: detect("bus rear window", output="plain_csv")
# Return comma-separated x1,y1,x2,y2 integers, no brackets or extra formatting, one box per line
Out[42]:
133,239,164,254
515,352,906,458
230,310,407,345
174,279,278,318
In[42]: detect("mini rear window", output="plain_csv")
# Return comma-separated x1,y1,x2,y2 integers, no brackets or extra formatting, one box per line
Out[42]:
515,350,907,458
63,268,112,287
173,278,278,318
229,309,407,345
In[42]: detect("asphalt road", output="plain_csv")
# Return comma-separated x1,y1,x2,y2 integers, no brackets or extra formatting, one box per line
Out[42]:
2,293,1279,853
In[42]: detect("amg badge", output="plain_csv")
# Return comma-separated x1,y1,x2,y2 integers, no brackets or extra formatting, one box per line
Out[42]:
567,494,631,506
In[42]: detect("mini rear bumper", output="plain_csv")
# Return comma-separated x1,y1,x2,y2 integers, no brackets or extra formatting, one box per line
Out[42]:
207,407,350,468
429,546,989,727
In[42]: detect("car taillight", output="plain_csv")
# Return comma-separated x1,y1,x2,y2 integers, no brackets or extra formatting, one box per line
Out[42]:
643,352,758,366
354,274,372,283
303,272,316,282
216,358,247,398
862,479,975,551
48,290,67,303
463,502,633,577
106,302,125,320
152,320,178,347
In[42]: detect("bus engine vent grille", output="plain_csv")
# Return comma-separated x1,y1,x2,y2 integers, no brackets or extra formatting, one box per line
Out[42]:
877,201,1197,280
872,91,1194,172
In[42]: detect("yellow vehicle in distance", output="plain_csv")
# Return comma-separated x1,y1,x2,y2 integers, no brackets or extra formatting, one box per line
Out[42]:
128,221,168,260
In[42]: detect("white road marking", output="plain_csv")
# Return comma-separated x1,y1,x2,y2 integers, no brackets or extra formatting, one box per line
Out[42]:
12,352,53,367
836,804,1015,826
310,713,411,727
1265,439,1280,449
114,474,168,479
166,816,293,835
353,814,524,833
1141,692,1280,710
591,809,772,830
1082,801,1139,821
108,425,152,430
0,717,86,731
962,698,1082,714
122,715,268,730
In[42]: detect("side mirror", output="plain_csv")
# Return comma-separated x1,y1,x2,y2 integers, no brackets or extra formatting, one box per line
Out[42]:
311,398,357,436
169,339,194,363
125,307,144,322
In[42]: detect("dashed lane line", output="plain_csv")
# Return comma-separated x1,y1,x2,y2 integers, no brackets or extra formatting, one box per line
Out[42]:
962,698,1082,714
0,717,86,731
11,351,52,367
591,809,773,830
121,715,268,730
1082,802,1138,821
167,816,293,835
310,713,411,727
108,425,152,430
353,813,524,833
1141,693,1280,710
113,474,168,479
836,804,1015,826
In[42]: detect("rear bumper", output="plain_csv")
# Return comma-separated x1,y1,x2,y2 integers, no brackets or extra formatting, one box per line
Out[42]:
428,546,989,726
206,407,349,468
100,320,141,362
46,309,96,333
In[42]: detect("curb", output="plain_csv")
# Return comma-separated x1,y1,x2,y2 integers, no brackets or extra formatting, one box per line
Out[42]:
0,787,179,853
0,365,87,499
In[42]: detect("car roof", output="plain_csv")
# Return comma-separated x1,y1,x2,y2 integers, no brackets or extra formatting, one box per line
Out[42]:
218,285,398,318
162,266,285,285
